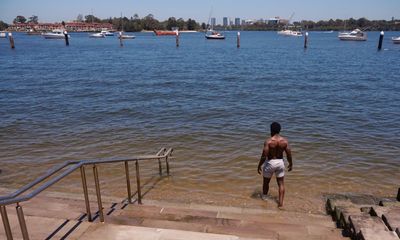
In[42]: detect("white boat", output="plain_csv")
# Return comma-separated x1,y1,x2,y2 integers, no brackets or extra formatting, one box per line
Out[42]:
89,32,105,38
277,29,303,37
119,34,135,39
392,37,400,44
100,30,114,36
0,31,7,38
205,29,225,40
42,29,69,39
338,29,367,41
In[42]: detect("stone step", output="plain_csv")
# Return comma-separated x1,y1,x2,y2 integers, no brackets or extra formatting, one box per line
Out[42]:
348,214,390,239
359,228,399,240
78,223,274,240
0,214,91,240
137,199,337,227
382,208,400,238
105,206,345,240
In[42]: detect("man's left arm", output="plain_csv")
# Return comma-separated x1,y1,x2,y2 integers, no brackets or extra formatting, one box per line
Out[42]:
257,141,268,174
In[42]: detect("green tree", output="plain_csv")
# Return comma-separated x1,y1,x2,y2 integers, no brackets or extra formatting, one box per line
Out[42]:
85,15,101,23
0,20,9,30
76,14,84,22
28,15,39,24
186,18,198,30
142,14,161,30
166,17,177,30
13,15,27,24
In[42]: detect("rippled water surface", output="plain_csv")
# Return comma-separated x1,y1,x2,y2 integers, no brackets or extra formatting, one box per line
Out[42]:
1,31,399,212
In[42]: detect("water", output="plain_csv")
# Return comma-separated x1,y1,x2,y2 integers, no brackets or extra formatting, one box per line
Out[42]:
1,31,399,212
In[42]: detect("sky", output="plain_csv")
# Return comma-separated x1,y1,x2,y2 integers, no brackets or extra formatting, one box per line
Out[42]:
1,0,399,24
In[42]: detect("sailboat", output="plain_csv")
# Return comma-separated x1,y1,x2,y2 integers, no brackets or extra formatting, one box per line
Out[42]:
118,13,135,39
205,9,225,40
277,13,302,37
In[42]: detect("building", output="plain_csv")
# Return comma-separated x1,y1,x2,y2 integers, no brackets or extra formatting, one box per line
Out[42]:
223,17,228,27
7,22,114,32
229,19,233,26
210,17,216,27
235,18,241,26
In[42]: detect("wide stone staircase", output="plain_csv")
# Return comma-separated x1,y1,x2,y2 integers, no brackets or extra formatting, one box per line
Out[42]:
326,188,400,240
0,192,348,240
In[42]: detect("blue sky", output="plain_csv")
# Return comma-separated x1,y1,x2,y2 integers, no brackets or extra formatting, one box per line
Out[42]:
1,0,399,24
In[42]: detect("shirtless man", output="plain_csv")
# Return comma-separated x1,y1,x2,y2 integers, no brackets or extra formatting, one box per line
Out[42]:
257,122,293,207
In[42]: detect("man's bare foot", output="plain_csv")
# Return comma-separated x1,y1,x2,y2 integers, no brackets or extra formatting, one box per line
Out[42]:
278,204,284,210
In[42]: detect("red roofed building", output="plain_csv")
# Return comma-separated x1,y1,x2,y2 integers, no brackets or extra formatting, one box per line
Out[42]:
8,22,114,32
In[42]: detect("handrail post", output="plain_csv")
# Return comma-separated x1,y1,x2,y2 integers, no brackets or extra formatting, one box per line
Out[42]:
16,203,29,240
158,158,162,176
165,155,170,176
135,160,142,204
80,165,92,222
1,205,13,240
124,161,132,203
93,164,104,222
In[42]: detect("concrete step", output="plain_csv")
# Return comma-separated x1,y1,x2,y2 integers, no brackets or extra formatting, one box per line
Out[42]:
101,201,346,240
79,223,274,240
0,214,91,240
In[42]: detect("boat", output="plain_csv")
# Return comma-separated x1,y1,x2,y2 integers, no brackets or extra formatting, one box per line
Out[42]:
392,37,400,44
89,32,105,38
26,29,42,35
100,29,114,36
338,29,367,41
0,31,7,38
277,29,303,37
277,12,302,37
154,27,179,36
42,29,69,39
205,29,225,40
119,34,135,39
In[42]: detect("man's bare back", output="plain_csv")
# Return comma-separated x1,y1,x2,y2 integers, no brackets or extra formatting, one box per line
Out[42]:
257,122,293,208
265,135,289,161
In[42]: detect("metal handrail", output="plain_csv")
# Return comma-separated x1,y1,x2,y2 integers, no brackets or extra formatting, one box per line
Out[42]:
0,147,173,240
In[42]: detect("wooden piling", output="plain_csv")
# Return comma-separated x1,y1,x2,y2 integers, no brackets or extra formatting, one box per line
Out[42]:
304,32,308,49
237,32,240,48
9,32,15,49
119,32,123,47
64,31,69,46
176,31,179,47
378,31,384,51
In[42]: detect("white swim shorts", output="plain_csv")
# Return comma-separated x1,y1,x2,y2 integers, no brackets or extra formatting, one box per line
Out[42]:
263,159,285,178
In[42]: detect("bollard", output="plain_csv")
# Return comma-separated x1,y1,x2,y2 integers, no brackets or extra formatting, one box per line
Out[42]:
237,32,240,48
304,32,308,49
119,32,123,47
176,31,179,47
63,31,69,46
9,32,15,49
378,31,384,51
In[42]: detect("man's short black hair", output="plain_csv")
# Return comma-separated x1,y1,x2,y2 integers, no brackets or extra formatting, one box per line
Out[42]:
270,122,281,136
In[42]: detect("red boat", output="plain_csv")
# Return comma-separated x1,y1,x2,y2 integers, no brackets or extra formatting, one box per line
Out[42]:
154,28,178,36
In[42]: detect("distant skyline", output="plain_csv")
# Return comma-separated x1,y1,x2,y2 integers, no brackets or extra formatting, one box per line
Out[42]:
1,0,399,24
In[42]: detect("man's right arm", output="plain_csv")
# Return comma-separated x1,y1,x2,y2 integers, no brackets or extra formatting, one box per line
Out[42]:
285,142,293,171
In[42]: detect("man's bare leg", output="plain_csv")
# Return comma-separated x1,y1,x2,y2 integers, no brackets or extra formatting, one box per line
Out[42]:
263,177,271,195
276,177,285,207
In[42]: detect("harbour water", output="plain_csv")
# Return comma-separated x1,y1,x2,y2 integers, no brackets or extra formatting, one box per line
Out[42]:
0,31,399,212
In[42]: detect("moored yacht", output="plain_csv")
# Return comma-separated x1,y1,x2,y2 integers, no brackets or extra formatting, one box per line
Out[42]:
42,29,69,39
89,32,105,38
277,29,303,37
392,36,400,44
0,31,7,38
338,29,367,41
100,29,114,36
205,29,225,40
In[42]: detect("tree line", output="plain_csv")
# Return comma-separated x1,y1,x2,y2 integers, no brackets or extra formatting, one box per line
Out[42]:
78,14,201,31
1,14,400,31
